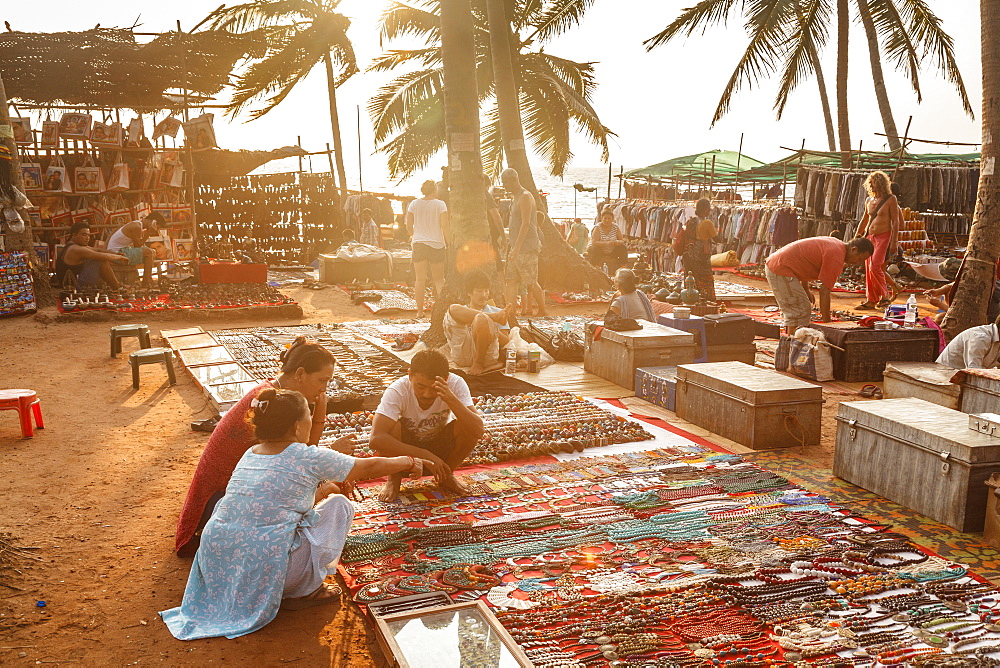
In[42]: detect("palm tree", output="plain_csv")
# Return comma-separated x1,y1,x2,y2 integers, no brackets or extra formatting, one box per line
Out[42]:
204,0,357,197
644,0,971,162
943,0,1000,338
368,0,612,181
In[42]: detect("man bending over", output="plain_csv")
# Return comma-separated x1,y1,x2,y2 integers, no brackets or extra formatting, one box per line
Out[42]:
444,271,510,375
370,350,484,502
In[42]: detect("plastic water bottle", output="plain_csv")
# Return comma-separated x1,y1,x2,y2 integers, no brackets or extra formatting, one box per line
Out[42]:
904,293,918,328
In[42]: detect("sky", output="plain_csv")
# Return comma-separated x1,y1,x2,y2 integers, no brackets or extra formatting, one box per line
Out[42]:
2,0,984,194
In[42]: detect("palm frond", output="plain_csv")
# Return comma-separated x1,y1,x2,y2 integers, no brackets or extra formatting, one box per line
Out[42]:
867,0,923,101
376,96,448,180
312,12,359,84
204,0,319,31
368,69,445,143
527,0,595,42
379,1,441,46
644,0,740,50
529,52,597,98
774,0,831,118
711,0,795,125
518,61,573,176
480,105,506,180
895,0,973,116
367,48,443,73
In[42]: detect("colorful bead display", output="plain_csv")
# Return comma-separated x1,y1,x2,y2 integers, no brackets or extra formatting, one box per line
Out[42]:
0,251,36,318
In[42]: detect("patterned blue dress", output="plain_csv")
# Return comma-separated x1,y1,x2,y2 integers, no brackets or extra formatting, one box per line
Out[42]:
160,443,356,640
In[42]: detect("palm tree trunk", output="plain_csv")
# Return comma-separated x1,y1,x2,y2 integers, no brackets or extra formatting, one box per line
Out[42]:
0,72,52,306
422,0,492,347
485,0,538,198
810,50,837,152
836,0,852,166
942,0,1000,338
324,53,349,201
857,0,900,151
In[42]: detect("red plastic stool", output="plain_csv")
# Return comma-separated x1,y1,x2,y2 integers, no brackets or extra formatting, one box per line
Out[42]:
0,389,44,438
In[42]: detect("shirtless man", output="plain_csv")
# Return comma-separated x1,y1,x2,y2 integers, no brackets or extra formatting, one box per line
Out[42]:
854,170,900,310
370,350,484,501
55,222,130,289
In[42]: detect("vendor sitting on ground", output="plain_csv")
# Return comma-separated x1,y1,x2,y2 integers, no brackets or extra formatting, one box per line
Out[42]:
55,222,130,289
608,268,655,322
444,271,510,376
764,236,874,334
160,388,431,640
587,208,627,274
937,314,1000,369
370,350,484,502
106,212,164,287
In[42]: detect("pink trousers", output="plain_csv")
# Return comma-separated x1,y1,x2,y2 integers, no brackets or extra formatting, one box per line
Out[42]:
865,231,891,303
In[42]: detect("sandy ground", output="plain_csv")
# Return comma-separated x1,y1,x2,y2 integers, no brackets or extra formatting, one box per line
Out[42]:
0,278,877,667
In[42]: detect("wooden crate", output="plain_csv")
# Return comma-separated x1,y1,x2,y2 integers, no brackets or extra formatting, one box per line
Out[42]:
812,323,939,382
584,322,696,389
834,398,1000,532
676,361,823,450
705,343,757,365
883,361,961,409
960,373,1000,414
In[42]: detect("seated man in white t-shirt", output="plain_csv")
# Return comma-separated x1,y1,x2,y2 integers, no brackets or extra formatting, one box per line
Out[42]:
107,212,164,287
370,349,484,501
444,271,511,376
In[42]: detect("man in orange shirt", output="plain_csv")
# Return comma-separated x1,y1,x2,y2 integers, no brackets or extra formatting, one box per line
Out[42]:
765,237,874,333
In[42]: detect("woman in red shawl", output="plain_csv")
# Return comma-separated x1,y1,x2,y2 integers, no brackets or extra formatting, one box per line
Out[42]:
175,337,354,556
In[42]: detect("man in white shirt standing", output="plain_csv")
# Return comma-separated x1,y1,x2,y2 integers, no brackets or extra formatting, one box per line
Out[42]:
370,350,484,501
937,315,1000,369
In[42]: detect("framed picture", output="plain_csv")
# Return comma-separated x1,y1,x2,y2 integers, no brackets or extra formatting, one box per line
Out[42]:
125,118,143,145
59,112,93,140
36,197,60,222
20,163,43,191
171,206,193,224
172,238,195,261
183,113,217,150
73,166,105,194
41,121,60,148
152,205,174,224
11,117,32,145
71,209,99,227
152,116,182,141
146,236,174,261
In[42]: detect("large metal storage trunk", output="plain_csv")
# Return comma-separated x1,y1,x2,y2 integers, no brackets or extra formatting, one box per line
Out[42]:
585,322,697,389
959,372,1000,414
883,362,961,409
676,361,823,450
834,398,1000,532
812,323,939,382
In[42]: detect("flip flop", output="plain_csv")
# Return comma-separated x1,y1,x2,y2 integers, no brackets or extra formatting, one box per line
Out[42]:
858,384,883,399
876,298,893,309
856,302,877,311
281,583,342,610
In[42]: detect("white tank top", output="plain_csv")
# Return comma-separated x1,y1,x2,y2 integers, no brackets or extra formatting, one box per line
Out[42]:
107,222,137,252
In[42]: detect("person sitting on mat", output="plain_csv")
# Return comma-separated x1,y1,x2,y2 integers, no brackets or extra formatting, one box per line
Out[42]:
937,314,1000,369
161,388,431,640
174,337,355,557
608,268,656,323
106,212,164,287
55,222,130,289
370,349,484,502
444,271,511,376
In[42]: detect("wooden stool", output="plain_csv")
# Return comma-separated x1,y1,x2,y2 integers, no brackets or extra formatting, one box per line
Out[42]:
111,324,151,358
0,389,45,438
129,348,177,389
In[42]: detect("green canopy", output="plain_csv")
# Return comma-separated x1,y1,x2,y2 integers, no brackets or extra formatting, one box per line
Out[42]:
736,149,981,183
625,149,765,182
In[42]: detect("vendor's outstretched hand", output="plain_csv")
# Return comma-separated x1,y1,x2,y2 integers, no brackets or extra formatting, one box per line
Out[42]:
331,435,356,454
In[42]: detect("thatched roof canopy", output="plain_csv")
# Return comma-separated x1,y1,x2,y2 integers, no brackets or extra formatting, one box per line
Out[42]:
0,28,263,109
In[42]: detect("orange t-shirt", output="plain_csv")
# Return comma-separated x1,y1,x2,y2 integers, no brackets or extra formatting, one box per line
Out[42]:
765,237,846,290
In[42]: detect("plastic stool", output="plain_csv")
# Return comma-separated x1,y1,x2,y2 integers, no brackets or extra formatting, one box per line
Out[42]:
129,348,177,389
0,389,44,438
657,314,709,363
111,324,152,358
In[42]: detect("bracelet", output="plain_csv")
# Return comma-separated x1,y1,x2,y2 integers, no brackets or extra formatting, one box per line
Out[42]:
406,455,415,471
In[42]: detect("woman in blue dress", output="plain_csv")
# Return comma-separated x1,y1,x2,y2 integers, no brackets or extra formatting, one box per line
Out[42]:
160,388,431,640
